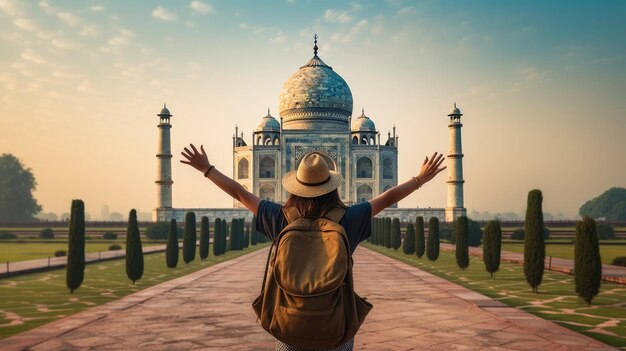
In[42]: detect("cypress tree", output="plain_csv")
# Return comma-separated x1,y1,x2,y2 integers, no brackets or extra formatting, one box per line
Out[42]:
66,199,85,293
166,219,179,268
244,223,250,248
251,219,258,246
575,217,602,305
126,209,144,284
455,216,469,270
229,218,237,250
199,216,210,260
524,189,545,293
213,218,222,256
370,218,377,245
483,220,502,277
415,216,425,258
403,223,416,254
384,217,392,248
224,218,230,252
183,211,197,263
239,218,245,249
426,217,440,261
376,218,382,245
391,218,401,250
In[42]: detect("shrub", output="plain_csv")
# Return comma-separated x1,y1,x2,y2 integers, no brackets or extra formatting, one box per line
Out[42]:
0,231,17,239
440,222,454,243
483,220,502,277
102,232,118,240
146,222,183,240
166,219,179,268
108,244,122,250
575,217,602,305
524,189,545,293
183,212,197,264
66,199,85,294
39,228,54,239
126,209,144,284
415,217,425,258
402,223,415,254
467,218,483,247
426,217,440,261
455,216,469,270
510,227,550,240
54,250,66,257
611,256,626,267
596,222,615,240
510,229,524,240
199,216,210,260
391,218,401,250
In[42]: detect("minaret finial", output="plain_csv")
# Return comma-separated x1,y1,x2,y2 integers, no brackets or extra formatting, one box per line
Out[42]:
313,34,318,56
454,102,457,108
361,108,364,115
164,102,166,108
267,107,270,115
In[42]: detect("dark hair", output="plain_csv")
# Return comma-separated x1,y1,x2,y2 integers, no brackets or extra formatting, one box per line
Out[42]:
284,189,346,218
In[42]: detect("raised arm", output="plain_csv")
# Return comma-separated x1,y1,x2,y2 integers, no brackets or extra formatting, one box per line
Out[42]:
369,152,446,217
180,143,261,214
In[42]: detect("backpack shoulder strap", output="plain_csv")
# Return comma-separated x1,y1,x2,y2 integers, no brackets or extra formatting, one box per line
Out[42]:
324,207,345,224
283,206,301,223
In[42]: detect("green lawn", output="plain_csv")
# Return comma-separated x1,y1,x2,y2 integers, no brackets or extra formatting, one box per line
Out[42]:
0,243,268,339
363,243,626,349
0,240,164,262
501,243,625,264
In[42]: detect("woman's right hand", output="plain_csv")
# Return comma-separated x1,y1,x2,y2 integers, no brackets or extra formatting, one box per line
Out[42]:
180,144,212,175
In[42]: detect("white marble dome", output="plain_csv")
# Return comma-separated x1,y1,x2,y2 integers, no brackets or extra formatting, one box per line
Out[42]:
255,110,280,132
351,109,376,132
278,55,353,131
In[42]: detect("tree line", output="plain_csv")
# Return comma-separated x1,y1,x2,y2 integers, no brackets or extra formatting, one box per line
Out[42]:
368,189,604,305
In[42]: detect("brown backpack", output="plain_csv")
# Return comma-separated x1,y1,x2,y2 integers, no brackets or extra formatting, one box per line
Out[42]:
252,207,373,349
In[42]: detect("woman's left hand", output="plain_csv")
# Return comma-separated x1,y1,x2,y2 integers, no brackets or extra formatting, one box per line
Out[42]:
415,152,446,185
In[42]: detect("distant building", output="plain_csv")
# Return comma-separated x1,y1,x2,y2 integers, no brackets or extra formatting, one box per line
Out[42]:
153,39,466,223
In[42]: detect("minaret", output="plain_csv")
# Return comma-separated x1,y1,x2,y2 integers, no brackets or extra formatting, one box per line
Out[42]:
156,103,173,209
445,103,466,222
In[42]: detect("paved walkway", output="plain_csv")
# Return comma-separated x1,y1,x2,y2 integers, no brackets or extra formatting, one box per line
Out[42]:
0,245,167,277
440,243,626,285
1,247,617,351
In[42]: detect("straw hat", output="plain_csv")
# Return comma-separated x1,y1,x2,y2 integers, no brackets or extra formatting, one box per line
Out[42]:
282,153,343,198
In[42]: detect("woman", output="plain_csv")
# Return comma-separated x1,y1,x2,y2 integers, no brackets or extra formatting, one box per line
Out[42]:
180,144,446,351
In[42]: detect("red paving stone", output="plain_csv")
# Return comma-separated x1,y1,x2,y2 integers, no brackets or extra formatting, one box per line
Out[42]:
0,247,618,351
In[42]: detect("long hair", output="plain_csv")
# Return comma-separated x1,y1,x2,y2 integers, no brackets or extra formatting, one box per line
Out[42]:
284,189,346,218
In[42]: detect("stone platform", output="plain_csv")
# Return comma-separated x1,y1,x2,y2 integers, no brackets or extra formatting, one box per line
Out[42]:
1,247,616,351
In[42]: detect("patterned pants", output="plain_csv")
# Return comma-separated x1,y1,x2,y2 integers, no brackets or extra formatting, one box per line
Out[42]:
275,338,354,351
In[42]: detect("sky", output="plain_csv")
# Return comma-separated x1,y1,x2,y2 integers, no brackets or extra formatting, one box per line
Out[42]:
1,0,625,220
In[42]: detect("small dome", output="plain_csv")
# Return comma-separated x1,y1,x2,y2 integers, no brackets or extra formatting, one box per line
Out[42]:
449,103,462,116
158,103,171,116
351,109,376,132
255,109,280,132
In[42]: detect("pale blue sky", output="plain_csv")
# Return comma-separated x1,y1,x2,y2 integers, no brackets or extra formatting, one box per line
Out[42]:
1,0,625,219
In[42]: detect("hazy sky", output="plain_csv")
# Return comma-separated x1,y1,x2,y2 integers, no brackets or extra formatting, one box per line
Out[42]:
1,0,625,220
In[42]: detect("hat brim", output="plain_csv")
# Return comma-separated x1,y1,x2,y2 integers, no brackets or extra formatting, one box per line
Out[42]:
282,170,343,198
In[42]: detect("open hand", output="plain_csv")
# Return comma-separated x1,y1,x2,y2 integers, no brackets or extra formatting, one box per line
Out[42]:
416,152,446,185
180,144,211,174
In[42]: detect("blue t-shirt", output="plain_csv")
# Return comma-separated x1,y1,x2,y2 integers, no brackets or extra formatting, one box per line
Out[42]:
255,200,372,255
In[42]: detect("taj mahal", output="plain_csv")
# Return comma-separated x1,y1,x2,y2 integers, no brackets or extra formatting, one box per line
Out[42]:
153,39,466,223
